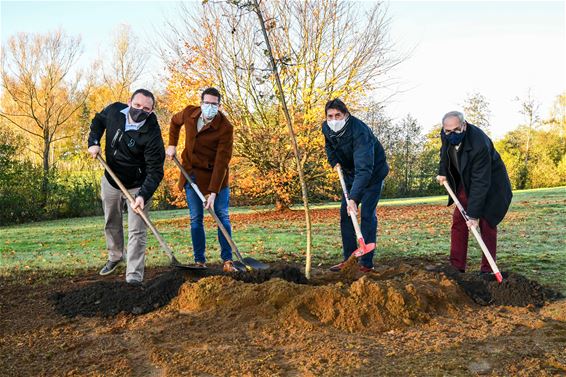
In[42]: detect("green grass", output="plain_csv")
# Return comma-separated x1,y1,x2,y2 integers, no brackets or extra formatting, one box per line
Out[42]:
1,187,565,293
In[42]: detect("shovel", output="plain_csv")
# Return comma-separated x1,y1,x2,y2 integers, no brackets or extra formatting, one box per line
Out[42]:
96,155,202,270
442,181,503,283
336,165,375,258
172,156,269,272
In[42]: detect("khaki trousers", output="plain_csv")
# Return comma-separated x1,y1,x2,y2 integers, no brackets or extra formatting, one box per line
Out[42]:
101,175,150,282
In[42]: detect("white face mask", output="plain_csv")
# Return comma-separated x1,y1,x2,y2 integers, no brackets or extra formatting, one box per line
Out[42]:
327,118,346,132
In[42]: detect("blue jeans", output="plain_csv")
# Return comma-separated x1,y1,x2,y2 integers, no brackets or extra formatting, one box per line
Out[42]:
340,180,384,268
185,183,232,263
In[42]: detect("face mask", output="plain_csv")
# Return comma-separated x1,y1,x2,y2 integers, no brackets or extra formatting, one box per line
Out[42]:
201,104,219,120
327,118,346,132
442,129,465,145
129,107,151,123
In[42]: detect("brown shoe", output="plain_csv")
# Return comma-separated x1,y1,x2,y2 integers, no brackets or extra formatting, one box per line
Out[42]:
194,262,207,269
223,260,237,273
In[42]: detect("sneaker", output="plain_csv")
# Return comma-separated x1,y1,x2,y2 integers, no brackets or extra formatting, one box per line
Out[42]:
223,260,238,273
359,265,375,273
99,260,121,276
329,262,346,272
126,280,143,287
192,262,207,269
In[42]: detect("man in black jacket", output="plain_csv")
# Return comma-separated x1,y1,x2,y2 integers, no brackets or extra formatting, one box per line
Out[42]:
436,111,512,274
88,89,165,284
322,99,389,272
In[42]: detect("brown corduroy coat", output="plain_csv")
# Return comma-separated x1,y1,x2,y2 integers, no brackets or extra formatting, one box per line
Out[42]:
169,105,233,195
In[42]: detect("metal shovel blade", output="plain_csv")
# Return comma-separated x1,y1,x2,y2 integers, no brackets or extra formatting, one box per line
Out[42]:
232,261,248,272
242,257,270,270
170,256,207,270
352,242,376,258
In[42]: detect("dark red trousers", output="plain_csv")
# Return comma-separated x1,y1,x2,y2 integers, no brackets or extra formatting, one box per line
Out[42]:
450,187,497,273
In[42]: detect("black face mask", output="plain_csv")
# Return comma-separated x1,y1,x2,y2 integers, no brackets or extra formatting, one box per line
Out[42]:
129,107,151,123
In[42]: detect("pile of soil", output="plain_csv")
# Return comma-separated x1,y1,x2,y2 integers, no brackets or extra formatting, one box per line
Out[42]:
174,269,468,333
52,271,185,317
438,266,563,307
52,264,306,317
230,264,308,284
52,260,562,320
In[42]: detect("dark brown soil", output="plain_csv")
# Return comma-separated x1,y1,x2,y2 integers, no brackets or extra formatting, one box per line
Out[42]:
3,258,566,377
437,265,563,307
52,263,307,317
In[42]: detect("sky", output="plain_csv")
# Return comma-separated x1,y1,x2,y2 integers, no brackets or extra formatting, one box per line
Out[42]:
1,0,565,139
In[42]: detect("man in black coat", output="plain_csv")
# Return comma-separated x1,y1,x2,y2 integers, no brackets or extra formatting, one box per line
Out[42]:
322,99,389,272
88,89,165,284
436,111,512,274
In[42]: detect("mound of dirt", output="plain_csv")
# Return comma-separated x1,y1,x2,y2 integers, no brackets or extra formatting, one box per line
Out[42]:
229,264,308,284
440,266,562,307
51,264,307,318
52,271,185,317
174,269,469,333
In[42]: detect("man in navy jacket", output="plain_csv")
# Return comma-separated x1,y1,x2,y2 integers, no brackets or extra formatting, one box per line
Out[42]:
437,111,512,274
322,99,389,272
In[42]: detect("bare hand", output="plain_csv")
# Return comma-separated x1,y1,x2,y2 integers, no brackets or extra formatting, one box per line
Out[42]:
466,218,479,229
131,196,145,211
205,193,216,210
166,145,176,161
436,175,447,185
88,145,100,159
347,199,358,216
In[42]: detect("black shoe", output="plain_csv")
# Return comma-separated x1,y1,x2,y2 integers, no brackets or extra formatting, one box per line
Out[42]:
99,260,121,276
126,280,143,287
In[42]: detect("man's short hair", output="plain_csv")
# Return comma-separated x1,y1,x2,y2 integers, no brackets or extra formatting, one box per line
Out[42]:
442,111,465,126
325,98,349,115
201,87,222,103
131,89,156,109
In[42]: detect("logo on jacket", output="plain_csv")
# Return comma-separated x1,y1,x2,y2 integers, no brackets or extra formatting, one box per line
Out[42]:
127,139,136,148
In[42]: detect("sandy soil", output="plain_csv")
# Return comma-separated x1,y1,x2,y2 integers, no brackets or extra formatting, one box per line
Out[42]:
1,258,565,377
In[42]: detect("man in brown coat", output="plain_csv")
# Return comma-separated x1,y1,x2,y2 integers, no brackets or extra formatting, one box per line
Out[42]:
166,87,237,272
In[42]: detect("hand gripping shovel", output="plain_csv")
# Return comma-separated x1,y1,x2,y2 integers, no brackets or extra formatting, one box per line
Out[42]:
96,155,201,270
172,156,269,272
336,165,375,258
442,181,503,283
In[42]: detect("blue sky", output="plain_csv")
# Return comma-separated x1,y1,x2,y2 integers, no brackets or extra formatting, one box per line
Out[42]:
1,1,565,139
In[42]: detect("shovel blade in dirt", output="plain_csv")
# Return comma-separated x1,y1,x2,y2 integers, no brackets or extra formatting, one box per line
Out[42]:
241,257,269,270
170,257,208,271
352,242,376,258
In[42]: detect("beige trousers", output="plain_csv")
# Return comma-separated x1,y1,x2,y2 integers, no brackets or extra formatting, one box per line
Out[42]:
101,175,151,282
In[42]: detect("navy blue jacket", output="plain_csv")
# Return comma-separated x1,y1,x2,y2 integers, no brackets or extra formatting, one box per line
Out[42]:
323,116,389,203
438,123,512,227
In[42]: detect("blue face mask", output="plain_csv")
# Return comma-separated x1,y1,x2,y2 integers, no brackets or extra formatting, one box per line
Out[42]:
443,129,465,145
201,104,219,120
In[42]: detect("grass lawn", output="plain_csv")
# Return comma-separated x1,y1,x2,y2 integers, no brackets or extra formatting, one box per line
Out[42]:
1,186,565,293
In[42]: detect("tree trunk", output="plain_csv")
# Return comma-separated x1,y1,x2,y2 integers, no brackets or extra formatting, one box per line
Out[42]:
42,130,51,208
252,0,313,279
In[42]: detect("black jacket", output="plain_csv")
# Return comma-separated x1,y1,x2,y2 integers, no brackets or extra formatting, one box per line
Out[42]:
88,102,165,203
438,123,512,227
323,116,389,203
